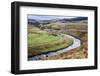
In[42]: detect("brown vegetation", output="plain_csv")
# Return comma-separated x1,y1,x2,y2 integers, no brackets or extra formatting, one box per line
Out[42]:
41,22,88,60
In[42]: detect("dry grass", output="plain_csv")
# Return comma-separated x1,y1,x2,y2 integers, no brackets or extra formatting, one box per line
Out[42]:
42,30,88,60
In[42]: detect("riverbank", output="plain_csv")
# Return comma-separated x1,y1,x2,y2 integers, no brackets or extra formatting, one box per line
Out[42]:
28,34,81,60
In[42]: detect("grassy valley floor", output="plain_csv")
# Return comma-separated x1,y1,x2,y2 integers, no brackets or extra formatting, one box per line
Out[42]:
28,21,88,60
28,26,73,57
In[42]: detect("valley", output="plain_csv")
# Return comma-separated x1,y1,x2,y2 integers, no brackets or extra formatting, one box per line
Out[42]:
28,16,88,60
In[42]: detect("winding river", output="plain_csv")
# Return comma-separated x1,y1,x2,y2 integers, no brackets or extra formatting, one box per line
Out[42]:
29,34,81,60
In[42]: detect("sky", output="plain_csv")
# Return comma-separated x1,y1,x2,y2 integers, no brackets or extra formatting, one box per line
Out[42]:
28,15,76,20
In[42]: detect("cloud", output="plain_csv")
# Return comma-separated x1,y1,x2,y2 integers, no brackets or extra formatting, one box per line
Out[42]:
28,15,76,20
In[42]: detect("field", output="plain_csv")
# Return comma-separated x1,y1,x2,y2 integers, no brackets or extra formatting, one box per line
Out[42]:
28,25,73,57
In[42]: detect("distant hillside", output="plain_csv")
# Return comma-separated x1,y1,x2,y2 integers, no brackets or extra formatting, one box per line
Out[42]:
58,17,88,22
28,19,40,25
70,17,88,21
28,17,88,25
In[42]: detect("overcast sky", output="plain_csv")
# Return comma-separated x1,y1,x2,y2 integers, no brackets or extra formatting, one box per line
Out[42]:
28,15,76,20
